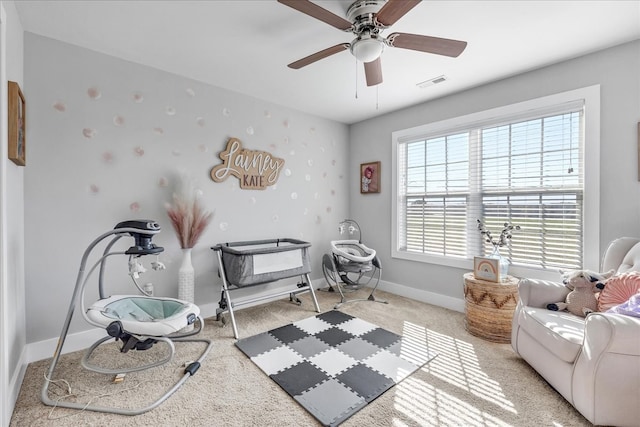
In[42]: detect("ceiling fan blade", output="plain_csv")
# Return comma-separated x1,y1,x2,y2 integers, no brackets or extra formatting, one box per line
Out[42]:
364,58,383,86
288,43,350,69
278,0,352,31
387,32,467,57
375,0,421,26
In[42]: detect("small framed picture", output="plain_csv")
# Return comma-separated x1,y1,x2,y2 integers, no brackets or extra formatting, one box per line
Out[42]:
8,81,26,166
474,256,501,282
360,161,380,194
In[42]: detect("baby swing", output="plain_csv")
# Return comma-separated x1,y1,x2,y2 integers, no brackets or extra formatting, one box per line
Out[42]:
322,219,388,309
41,220,213,415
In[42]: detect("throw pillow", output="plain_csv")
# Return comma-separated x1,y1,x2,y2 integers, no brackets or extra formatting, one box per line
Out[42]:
598,271,640,312
606,293,640,318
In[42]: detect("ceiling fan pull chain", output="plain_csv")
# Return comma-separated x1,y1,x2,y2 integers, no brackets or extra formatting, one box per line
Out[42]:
355,57,359,99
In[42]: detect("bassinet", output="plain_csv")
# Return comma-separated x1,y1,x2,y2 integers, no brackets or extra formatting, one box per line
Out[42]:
211,238,320,338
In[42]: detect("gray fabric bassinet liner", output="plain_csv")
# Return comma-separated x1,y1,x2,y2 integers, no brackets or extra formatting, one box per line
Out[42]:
214,238,311,287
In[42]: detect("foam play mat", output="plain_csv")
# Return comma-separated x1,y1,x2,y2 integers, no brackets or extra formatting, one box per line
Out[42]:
235,310,437,426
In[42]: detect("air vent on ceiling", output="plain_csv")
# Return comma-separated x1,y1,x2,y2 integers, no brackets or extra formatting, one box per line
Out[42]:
416,75,447,89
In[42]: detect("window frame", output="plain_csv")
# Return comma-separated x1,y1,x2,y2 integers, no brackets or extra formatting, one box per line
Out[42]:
391,86,601,280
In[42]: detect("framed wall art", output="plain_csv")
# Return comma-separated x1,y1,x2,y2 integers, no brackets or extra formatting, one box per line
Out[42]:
8,81,26,166
360,161,380,194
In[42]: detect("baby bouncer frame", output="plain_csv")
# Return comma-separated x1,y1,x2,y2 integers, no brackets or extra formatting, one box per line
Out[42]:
322,219,388,309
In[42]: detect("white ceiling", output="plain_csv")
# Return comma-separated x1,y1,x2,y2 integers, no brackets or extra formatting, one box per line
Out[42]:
14,0,640,124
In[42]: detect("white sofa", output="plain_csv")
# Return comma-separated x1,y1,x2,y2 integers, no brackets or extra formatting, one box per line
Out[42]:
511,237,640,426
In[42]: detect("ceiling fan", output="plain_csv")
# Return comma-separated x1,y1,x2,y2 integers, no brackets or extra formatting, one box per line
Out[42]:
278,0,467,87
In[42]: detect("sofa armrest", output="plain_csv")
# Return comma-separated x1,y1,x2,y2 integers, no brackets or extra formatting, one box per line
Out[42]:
582,312,640,356
572,313,640,426
517,277,570,308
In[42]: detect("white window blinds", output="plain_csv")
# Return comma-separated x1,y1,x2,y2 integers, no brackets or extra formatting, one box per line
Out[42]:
397,106,584,270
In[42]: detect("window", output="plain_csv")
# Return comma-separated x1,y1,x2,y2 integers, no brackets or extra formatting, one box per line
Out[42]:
392,86,600,275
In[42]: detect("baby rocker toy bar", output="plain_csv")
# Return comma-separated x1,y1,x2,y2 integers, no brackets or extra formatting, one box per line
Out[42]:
41,220,213,415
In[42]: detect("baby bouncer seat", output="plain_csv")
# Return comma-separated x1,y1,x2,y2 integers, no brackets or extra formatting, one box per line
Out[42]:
322,219,388,309
41,220,213,415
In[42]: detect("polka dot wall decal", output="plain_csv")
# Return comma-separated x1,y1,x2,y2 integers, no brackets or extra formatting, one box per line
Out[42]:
219,222,229,231
132,92,144,103
307,159,314,167
291,192,298,200
320,147,326,153
196,117,205,127
134,146,145,157
153,127,164,135
283,137,289,144
198,144,208,153
186,88,195,97
87,87,101,100
283,120,290,128
166,106,176,116
172,150,181,156
158,177,168,187
303,208,309,215
332,159,337,166
326,206,332,213
290,150,295,156
314,192,320,199
310,127,316,132
264,110,271,118
250,197,256,205
113,115,125,126
323,172,328,178
284,169,292,177
89,184,100,194
305,174,311,181
246,126,254,135
130,202,141,213
315,215,322,225
222,108,231,117
272,214,279,222
82,128,97,139
53,101,66,112
269,144,277,150
102,151,114,163
331,189,336,196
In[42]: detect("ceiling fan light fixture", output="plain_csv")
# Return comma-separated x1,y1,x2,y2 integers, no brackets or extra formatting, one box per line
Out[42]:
350,34,384,63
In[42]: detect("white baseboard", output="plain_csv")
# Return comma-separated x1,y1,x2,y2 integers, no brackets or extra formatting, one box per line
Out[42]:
25,280,463,364
375,279,465,313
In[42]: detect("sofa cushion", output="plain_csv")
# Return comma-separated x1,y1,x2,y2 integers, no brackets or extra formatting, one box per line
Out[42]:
518,307,585,363
598,271,640,312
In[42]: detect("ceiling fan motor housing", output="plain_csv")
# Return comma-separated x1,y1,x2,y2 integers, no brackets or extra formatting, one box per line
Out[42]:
347,0,387,62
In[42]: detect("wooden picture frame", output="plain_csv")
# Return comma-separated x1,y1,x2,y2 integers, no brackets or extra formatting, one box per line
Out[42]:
473,256,501,282
8,81,25,166
360,161,380,194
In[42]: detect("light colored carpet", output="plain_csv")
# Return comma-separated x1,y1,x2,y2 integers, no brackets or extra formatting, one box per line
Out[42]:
11,288,591,426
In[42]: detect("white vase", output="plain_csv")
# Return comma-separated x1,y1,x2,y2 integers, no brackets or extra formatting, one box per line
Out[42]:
490,246,510,281
178,248,195,303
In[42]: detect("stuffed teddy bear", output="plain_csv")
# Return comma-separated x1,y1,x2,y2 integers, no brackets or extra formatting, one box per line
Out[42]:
547,269,613,317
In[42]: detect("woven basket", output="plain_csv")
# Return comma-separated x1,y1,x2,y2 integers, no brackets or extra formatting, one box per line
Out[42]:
463,273,519,343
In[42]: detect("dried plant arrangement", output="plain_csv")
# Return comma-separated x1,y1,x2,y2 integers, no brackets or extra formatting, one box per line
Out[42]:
166,176,213,249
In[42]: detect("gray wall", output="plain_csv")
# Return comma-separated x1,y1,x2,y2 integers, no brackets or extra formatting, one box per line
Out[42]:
1,1,26,424
349,40,640,302
24,33,350,344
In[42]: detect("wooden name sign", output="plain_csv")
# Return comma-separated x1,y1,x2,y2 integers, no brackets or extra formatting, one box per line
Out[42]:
210,138,285,190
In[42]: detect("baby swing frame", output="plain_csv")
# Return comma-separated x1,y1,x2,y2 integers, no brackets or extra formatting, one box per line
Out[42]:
41,220,213,415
